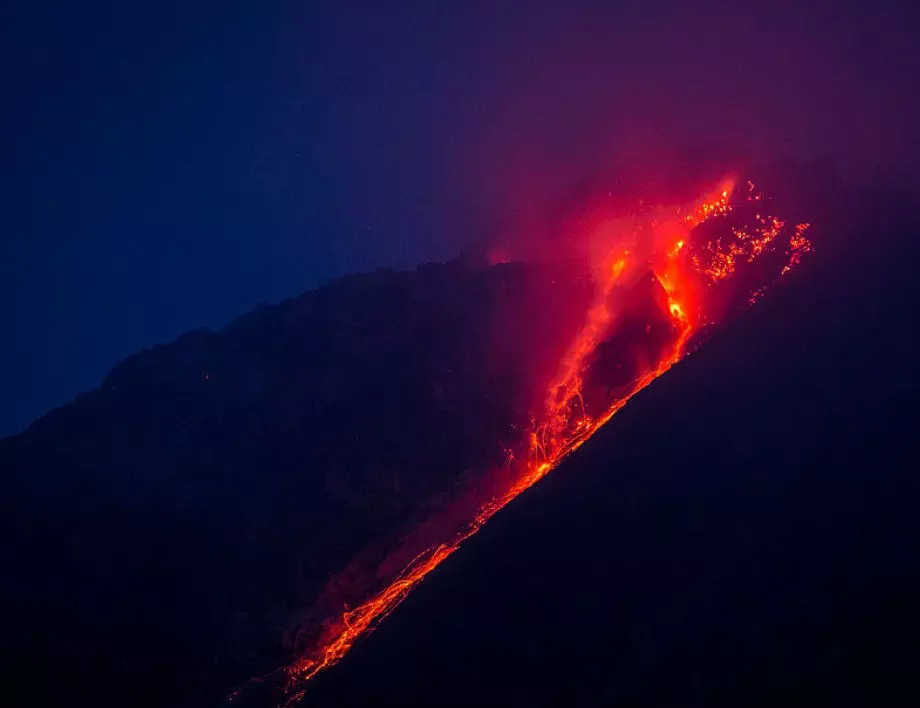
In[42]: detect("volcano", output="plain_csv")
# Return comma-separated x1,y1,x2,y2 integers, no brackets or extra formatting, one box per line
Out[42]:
3,168,918,708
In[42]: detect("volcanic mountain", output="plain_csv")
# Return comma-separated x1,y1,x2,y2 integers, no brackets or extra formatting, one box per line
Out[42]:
3,168,917,707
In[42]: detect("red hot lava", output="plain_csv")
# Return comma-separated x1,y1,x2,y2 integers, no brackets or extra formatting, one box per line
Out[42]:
247,177,813,705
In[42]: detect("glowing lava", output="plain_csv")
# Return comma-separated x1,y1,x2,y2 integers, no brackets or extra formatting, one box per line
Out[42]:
262,178,813,704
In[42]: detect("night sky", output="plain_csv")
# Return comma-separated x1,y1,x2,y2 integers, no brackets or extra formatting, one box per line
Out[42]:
4,0,918,435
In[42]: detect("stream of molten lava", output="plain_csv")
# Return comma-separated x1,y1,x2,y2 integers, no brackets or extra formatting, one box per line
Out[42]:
272,179,813,704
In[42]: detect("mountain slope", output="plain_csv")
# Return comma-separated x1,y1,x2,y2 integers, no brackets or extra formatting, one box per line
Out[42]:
3,188,917,708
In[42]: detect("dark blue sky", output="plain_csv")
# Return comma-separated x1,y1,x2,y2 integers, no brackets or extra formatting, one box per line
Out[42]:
4,1,918,435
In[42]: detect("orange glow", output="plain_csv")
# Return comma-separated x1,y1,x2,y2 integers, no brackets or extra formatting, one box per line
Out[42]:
269,178,814,702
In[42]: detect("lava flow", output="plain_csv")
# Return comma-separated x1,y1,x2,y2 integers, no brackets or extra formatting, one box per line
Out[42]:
266,178,813,704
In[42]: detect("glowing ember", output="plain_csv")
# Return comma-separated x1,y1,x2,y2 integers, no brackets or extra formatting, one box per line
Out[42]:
249,178,814,704
782,222,814,275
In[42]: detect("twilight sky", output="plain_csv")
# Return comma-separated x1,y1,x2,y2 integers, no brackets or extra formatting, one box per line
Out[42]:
3,0,918,435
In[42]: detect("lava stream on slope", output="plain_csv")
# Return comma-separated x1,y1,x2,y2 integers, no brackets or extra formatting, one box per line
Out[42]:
236,177,814,706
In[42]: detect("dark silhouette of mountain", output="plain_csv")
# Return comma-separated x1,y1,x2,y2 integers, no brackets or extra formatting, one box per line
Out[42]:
4,184,918,708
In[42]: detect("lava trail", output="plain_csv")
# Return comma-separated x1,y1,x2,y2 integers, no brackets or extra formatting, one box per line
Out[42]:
243,178,813,705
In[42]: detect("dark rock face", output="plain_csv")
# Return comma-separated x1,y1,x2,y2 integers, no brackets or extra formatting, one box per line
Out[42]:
0,258,589,708
584,271,680,414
